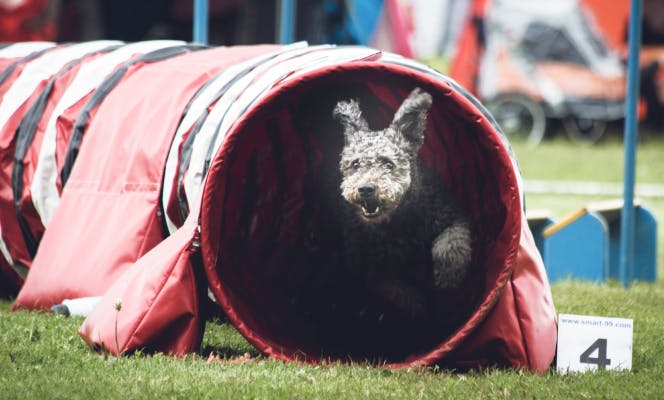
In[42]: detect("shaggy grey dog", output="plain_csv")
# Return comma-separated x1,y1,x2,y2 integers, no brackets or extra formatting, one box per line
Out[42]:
333,87,472,317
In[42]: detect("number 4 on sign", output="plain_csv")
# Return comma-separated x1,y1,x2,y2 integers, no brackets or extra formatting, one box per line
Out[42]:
557,314,633,373
579,338,611,370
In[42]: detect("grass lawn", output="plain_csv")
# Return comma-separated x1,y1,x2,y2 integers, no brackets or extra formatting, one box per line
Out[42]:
1,135,663,399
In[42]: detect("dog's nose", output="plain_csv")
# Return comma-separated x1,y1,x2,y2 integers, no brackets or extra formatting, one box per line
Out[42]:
358,183,377,198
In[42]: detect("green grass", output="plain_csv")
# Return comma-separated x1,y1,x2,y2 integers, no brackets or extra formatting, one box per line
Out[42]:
1,136,664,399
2,291,664,399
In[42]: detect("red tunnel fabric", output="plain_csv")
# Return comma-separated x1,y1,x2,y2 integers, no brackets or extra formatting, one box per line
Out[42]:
13,44,282,310
79,217,206,356
7,43,556,372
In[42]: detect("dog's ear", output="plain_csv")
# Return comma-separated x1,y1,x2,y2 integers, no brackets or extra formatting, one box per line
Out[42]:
333,99,369,141
391,87,432,149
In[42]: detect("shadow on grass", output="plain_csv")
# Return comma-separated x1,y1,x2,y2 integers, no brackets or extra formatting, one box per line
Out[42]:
199,342,261,359
200,315,262,359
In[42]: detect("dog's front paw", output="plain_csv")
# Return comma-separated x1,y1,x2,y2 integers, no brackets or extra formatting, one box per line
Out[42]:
431,224,472,289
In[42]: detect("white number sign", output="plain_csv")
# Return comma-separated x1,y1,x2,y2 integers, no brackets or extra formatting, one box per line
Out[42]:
557,313,633,373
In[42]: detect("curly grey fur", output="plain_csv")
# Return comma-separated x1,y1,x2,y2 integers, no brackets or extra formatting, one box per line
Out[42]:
333,87,472,317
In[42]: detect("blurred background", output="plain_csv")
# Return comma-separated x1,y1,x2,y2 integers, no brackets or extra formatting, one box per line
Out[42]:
1,0,663,289
1,0,664,144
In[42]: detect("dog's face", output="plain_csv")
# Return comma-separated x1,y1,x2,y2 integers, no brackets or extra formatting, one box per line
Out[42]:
334,88,433,223
338,128,413,223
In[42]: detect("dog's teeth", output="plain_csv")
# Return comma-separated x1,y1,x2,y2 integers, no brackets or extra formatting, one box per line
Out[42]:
361,205,380,216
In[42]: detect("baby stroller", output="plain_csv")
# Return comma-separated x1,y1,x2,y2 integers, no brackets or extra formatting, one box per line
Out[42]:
476,0,625,145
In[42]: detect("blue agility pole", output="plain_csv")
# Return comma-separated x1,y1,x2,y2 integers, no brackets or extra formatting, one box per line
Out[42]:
619,0,643,287
193,0,209,44
278,0,297,44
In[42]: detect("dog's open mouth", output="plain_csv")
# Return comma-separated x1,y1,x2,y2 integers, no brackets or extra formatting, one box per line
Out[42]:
360,198,381,218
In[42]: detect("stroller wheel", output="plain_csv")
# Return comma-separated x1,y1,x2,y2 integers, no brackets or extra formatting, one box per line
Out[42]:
485,93,547,147
563,117,606,145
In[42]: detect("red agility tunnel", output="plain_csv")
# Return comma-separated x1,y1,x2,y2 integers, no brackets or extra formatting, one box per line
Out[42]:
6,43,556,372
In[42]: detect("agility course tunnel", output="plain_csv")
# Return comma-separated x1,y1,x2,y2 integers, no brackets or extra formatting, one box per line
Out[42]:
1,42,556,371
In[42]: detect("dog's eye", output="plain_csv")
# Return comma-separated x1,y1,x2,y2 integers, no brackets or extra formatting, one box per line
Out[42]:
351,160,361,170
383,160,395,170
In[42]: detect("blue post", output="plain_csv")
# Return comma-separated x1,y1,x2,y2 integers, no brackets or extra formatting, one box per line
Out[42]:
278,0,297,44
193,0,209,44
619,0,643,287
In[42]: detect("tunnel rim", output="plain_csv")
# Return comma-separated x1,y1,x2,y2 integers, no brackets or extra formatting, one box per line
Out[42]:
198,60,523,368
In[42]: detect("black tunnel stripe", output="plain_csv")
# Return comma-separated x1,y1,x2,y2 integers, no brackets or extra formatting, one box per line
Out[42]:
177,111,209,221
10,79,55,258
10,163,38,257
13,78,55,164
